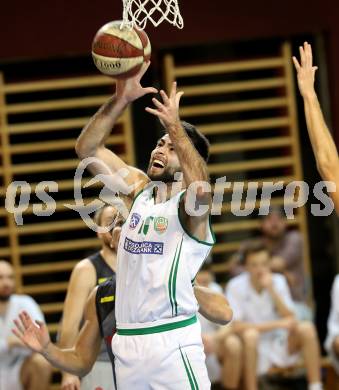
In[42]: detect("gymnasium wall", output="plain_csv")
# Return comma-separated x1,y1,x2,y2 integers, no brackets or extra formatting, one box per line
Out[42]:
1,0,339,143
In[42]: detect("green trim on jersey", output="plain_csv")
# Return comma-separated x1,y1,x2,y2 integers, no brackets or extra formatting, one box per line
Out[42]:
117,315,197,335
178,192,216,246
168,241,179,316
130,187,145,212
179,346,199,390
168,237,183,316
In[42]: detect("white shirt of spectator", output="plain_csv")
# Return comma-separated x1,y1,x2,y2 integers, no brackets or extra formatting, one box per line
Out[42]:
225,272,294,325
0,294,45,366
226,272,299,374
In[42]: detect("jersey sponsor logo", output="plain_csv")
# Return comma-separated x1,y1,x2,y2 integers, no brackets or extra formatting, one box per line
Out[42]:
124,237,164,255
129,213,141,229
154,216,168,234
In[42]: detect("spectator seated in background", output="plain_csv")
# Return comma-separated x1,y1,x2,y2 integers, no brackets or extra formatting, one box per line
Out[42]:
196,264,233,388
229,206,311,320
0,260,51,390
225,241,322,390
325,274,339,375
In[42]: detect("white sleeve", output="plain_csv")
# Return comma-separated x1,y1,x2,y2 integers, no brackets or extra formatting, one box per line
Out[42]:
21,296,45,323
225,282,244,321
0,339,9,355
325,276,339,353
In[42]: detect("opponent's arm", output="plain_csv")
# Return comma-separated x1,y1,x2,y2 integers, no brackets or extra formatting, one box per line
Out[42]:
146,82,212,241
13,289,101,377
58,260,96,388
194,285,232,325
75,63,156,199
293,42,339,212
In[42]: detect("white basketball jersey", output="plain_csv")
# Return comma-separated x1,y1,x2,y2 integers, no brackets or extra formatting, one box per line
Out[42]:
115,185,215,326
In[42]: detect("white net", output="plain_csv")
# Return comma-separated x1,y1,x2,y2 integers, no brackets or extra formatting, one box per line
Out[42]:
122,0,184,30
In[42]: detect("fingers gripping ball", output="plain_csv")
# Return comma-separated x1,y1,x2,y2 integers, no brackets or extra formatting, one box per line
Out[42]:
92,20,151,78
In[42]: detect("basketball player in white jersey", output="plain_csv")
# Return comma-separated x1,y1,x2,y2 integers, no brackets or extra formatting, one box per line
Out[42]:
75,62,218,389
12,214,232,386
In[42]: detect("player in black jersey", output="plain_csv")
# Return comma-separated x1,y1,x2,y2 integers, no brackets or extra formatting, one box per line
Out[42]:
59,204,118,390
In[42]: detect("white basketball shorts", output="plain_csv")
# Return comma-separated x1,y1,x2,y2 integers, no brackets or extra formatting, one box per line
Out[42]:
112,315,210,390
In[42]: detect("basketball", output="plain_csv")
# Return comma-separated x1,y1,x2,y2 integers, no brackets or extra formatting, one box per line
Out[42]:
91,20,151,79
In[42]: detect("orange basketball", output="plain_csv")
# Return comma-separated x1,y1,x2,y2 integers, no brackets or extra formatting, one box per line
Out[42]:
92,20,151,79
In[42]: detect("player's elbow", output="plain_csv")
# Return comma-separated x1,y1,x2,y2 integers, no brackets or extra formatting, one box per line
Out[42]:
76,359,94,377
79,366,91,377
209,297,233,325
75,138,92,160
316,152,338,180
218,305,233,325
75,138,102,161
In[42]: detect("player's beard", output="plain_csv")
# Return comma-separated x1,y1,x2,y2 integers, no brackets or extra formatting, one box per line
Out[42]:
101,232,113,248
0,291,11,302
147,165,179,184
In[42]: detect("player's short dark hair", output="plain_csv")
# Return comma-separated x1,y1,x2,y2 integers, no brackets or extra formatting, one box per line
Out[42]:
94,204,114,227
242,240,269,264
181,121,210,162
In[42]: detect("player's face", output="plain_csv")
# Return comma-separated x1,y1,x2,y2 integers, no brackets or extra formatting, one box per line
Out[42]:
110,214,125,250
147,134,181,183
261,212,286,239
246,250,270,282
0,261,15,301
97,206,118,247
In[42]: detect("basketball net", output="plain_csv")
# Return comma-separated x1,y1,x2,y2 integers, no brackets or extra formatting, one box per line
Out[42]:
121,0,184,30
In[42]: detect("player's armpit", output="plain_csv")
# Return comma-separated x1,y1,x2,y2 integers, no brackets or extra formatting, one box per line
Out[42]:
82,146,150,200
179,197,214,245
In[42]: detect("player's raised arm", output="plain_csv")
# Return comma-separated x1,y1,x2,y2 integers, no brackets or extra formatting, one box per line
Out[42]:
146,82,212,241
13,289,101,378
293,42,339,212
75,62,156,199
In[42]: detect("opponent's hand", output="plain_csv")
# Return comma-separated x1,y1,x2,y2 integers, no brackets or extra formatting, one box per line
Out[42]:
145,81,184,129
61,373,81,390
12,311,50,353
292,41,318,98
115,61,157,104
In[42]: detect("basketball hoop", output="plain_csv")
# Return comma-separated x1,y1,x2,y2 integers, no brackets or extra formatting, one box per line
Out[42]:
121,0,184,30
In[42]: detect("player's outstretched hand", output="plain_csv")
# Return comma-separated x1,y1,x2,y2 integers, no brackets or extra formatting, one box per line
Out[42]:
145,81,184,129
12,311,50,353
116,61,158,104
292,41,318,98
